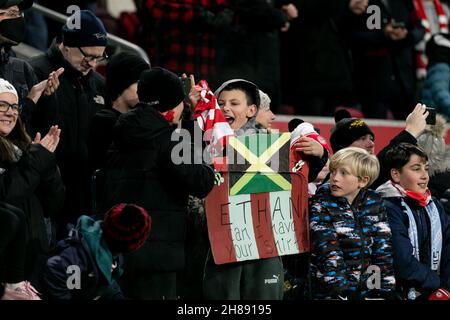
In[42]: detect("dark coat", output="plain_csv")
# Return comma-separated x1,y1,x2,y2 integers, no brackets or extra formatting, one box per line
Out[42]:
350,0,425,118
216,0,288,108
87,108,121,173
29,41,110,228
0,143,65,277
282,0,356,100
0,51,38,128
382,195,450,296
101,103,215,272
39,216,123,300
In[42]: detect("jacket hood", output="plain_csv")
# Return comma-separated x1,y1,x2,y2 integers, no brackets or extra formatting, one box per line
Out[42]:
376,180,403,198
76,215,118,285
112,102,173,151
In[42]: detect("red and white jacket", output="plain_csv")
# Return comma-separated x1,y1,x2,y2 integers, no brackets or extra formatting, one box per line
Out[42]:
414,0,449,79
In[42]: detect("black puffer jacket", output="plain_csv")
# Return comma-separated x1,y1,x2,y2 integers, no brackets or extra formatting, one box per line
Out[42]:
0,143,65,277
101,103,215,271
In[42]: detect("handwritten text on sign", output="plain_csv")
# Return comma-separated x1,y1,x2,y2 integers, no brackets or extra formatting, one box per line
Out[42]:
205,175,308,265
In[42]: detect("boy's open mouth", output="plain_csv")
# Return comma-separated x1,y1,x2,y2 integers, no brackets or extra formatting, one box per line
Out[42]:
225,116,234,125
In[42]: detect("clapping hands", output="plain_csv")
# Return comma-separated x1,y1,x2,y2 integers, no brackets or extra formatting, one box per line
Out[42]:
33,125,61,153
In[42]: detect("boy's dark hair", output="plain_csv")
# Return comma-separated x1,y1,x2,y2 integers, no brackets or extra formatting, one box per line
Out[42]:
384,143,429,172
214,79,260,108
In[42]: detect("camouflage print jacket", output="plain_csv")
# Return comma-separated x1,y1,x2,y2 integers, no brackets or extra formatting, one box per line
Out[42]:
309,184,396,300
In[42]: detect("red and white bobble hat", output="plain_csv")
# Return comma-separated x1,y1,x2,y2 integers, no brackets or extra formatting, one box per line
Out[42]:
290,121,331,154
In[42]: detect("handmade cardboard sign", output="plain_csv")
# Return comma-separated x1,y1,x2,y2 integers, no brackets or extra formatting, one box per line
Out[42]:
205,133,309,265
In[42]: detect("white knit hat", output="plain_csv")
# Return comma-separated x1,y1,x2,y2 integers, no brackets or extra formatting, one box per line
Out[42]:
0,78,18,100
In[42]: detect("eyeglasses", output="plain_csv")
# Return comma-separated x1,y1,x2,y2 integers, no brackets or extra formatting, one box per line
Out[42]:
0,101,21,114
78,47,108,63
0,10,24,18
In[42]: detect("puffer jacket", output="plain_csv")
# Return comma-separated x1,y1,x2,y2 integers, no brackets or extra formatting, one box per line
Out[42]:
309,184,396,299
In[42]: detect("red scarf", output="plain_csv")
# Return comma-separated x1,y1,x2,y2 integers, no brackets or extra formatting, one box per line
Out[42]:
160,110,174,124
392,181,432,207
413,0,449,79
193,80,234,158
405,189,432,207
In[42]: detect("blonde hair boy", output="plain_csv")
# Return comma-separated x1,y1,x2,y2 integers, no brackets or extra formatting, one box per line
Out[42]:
329,147,380,188
309,146,395,300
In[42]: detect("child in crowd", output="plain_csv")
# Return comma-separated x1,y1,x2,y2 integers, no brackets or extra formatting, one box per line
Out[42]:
202,79,286,299
377,143,450,300
310,147,396,299
201,78,329,299
39,203,151,300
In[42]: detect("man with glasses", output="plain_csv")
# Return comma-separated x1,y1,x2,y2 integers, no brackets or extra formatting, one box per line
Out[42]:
29,9,110,239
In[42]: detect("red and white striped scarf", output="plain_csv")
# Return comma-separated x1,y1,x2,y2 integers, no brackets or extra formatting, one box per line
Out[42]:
414,0,449,79
194,80,234,158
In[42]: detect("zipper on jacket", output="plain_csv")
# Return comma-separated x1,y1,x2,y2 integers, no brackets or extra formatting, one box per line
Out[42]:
351,202,366,296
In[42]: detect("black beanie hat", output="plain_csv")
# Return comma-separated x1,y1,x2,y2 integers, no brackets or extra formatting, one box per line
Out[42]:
101,203,151,254
330,118,375,153
62,10,107,47
137,67,184,112
106,52,150,101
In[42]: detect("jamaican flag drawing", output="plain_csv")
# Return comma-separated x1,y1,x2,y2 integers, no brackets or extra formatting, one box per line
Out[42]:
205,133,309,265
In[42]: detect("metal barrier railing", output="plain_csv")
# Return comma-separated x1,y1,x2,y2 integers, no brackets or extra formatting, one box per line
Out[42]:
31,3,150,63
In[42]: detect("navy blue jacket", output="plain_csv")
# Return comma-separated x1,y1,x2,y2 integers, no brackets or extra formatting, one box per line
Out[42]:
39,217,123,300
383,196,450,296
